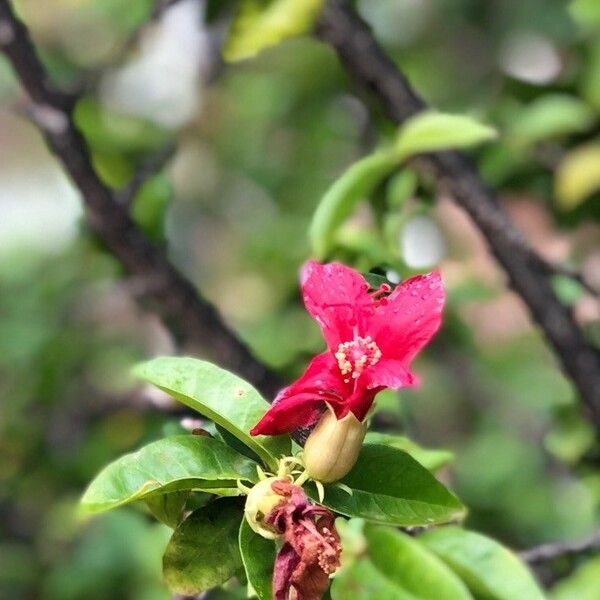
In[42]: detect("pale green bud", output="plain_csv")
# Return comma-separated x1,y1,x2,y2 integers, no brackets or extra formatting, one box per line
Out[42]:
303,406,367,483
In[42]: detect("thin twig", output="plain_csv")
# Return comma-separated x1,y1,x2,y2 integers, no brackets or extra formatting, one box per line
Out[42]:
520,528,600,564
116,142,177,206
0,0,283,400
534,256,599,299
316,0,600,429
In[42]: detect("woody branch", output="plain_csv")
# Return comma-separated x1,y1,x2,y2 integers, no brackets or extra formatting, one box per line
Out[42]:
316,0,600,429
0,0,283,399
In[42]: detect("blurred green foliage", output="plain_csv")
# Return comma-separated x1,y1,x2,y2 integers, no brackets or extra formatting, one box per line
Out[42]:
0,0,598,598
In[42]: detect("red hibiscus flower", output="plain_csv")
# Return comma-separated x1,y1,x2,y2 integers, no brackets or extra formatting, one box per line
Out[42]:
251,261,445,436
265,480,341,600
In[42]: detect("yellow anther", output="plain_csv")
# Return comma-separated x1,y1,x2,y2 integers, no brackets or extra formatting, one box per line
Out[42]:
335,336,382,380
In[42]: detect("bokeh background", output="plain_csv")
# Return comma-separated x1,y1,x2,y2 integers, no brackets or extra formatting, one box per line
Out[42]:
1,0,599,598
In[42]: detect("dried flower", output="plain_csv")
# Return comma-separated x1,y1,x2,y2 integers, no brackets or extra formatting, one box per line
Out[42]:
265,480,341,600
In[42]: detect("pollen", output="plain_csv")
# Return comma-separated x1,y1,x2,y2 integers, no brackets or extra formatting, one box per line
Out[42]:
335,335,382,380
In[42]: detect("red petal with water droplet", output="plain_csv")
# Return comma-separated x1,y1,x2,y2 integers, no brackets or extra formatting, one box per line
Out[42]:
370,271,445,365
301,261,374,351
363,358,419,390
250,353,346,435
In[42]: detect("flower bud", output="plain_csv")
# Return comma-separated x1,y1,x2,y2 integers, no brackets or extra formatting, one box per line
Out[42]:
244,477,287,539
303,406,367,483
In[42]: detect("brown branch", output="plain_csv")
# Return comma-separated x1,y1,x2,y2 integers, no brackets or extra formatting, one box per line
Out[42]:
520,528,600,564
316,0,600,429
0,0,283,399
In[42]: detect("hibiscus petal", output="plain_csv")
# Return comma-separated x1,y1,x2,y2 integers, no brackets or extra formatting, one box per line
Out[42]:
363,358,419,389
371,270,445,364
250,393,325,436
278,352,345,400
301,261,374,350
250,353,345,435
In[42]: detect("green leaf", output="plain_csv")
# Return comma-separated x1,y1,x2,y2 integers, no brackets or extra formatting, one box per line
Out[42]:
395,112,497,158
163,498,243,595
224,0,324,62
421,527,546,600
145,491,189,529
331,556,414,600
364,432,454,471
309,150,398,259
551,556,600,600
239,519,276,600
133,357,290,470
554,143,600,210
509,95,595,146
80,435,259,513
309,444,466,526
363,525,473,600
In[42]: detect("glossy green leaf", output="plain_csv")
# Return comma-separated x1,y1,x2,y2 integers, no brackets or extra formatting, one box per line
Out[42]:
364,525,473,600
133,357,290,470
309,444,466,526
224,0,324,62
145,491,189,529
81,435,259,513
395,111,497,158
309,150,397,259
365,432,454,471
239,519,276,600
551,556,600,600
163,498,243,595
421,527,545,600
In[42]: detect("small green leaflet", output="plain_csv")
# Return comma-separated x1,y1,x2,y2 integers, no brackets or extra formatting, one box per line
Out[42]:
224,0,324,62
508,94,595,147
309,111,496,258
309,150,398,259
395,111,498,158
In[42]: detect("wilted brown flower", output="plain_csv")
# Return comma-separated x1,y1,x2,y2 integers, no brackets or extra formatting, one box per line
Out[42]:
265,480,341,600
